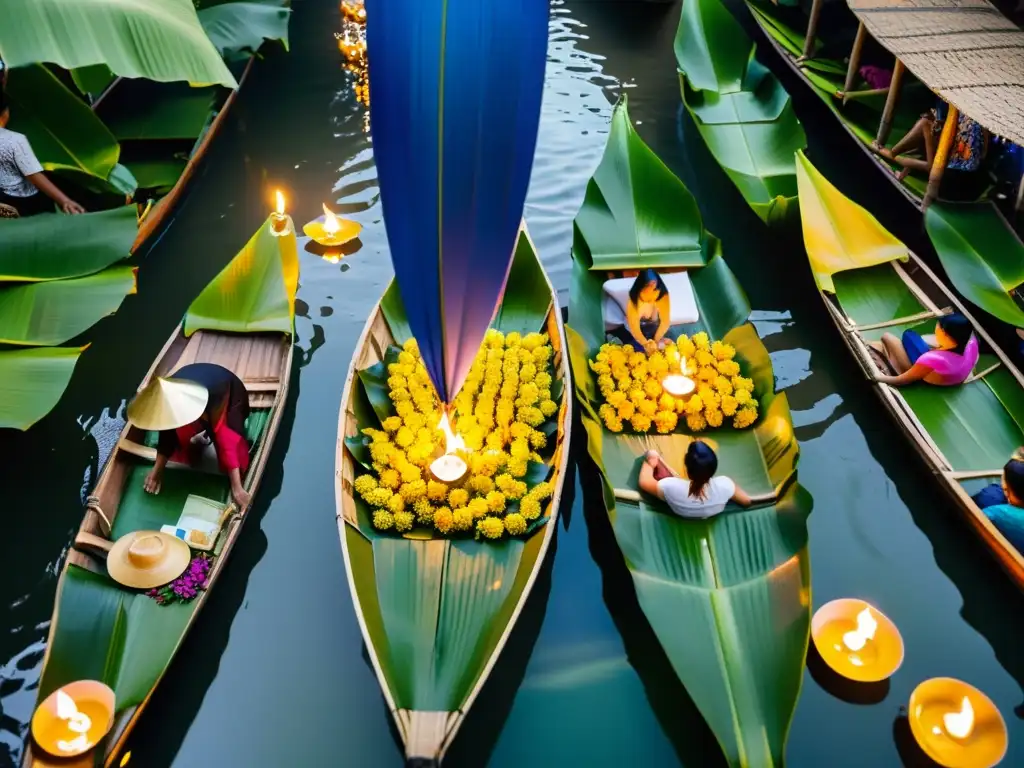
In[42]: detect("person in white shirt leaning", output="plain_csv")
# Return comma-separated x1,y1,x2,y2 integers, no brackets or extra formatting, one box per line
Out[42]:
638,441,751,519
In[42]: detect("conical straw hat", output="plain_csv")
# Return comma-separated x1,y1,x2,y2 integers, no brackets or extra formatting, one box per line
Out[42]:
107,531,191,589
126,376,209,431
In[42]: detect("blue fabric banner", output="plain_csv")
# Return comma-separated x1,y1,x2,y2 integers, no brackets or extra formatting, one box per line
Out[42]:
365,0,549,403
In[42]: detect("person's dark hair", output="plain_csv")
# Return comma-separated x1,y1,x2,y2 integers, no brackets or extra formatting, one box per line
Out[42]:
937,313,973,354
1005,452,1024,502
629,268,668,306
684,440,718,499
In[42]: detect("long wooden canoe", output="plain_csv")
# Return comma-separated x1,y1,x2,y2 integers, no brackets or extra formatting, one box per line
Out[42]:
23,217,298,767
566,98,811,767
334,224,571,764
795,149,1024,589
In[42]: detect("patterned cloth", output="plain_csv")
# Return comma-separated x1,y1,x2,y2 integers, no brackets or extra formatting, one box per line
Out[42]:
933,101,985,171
0,127,43,196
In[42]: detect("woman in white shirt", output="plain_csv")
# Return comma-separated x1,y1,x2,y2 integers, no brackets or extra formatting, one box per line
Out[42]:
0,85,85,217
638,441,751,519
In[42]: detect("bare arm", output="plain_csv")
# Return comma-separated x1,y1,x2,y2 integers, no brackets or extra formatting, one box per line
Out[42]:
638,460,665,500
26,172,85,214
877,362,931,387
731,483,752,508
625,301,647,348
653,294,671,341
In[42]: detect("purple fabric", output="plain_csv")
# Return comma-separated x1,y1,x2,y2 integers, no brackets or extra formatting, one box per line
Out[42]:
859,65,893,90
916,336,979,385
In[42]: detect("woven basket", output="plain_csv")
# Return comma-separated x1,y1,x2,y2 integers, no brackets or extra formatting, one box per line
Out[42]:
0,202,19,219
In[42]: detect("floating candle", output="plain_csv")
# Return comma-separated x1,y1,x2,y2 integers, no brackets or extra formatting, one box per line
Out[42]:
303,203,362,247
909,678,1007,768
811,599,903,682
31,681,115,758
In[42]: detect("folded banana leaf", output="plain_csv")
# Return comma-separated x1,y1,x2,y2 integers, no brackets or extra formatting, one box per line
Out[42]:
925,202,1024,327
198,0,292,62
567,98,810,767
676,0,805,224
0,347,87,431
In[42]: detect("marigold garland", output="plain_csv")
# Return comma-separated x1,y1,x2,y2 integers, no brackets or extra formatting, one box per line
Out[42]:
353,330,559,541
589,331,758,433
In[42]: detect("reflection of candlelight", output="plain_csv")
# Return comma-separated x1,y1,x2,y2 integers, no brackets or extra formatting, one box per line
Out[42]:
662,374,695,398
55,689,93,754
841,606,877,652
943,696,975,740
429,413,468,485
270,190,292,237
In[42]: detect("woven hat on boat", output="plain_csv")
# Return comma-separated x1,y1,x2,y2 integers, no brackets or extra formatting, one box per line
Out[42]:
126,376,209,431
107,531,191,589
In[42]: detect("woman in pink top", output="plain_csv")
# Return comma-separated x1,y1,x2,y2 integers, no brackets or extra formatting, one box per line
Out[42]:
871,313,978,387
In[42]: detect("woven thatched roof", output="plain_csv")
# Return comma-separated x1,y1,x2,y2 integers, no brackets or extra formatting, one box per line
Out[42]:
847,0,1024,145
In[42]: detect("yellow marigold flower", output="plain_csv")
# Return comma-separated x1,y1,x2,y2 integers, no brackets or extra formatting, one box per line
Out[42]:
485,329,505,348
658,393,676,411
379,468,401,490
529,481,554,500
648,351,669,376
484,431,505,452
413,498,434,523
486,490,506,513
405,412,427,432
685,394,704,415
368,442,393,466
716,359,740,377
507,457,529,478
387,494,405,514
603,412,624,432
398,350,416,367
640,399,659,418
381,416,402,433
732,375,754,393
510,438,530,461
504,513,527,535
517,406,544,427
631,362,649,382
477,516,505,539
400,463,421,483
520,496,542,520
372,510,395,530
529,429,547,450
387,375,407,392
532,345,552,365
468,497,490,519
624,388,643,407
654,410,678,434
599,403,616,423
448,488,469,508
505,331,522,348
686,412,708,432
521,362,537,382
597,374,614,395
399,480,426,502
365,487,393,508
721,394,739,416
674,397,688,414
613,367,630,385
733,406,758,429
677,335,696,357
630,413,652,433
535,371,553,390
354,474,377,497
518,382,540,406
522,332,547,350
714,376,733,396
643,378,663,399
434,507,454,533
606,391,627,408
453,507,474,531
539,399,557,418
395,426,415,448
693,331,710,350
391,386,411,402
617,401,635,420
734,388,752,406
695,349,715,369
705,407,724,428
466,475,494,495
508,422,531,441
697,366,717,383
712,340,735,361
394,511,415,532
608,347,627,367
403,337,419,355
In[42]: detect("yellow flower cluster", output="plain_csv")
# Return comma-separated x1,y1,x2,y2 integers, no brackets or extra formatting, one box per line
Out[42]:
589,331,758,434
353,330,560,540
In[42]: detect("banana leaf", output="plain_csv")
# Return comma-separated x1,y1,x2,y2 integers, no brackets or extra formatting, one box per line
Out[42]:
0,266,136,346
343,224,563,719
794,150,907,293
4,64,121,186
70,64,116,97
97,81,218,141
0,0,237,88
567,101,809,767
198,0,292,62
676,0,805,225
0,206,138,282
0,346,85,430
184,217,300,337
925,202,1024,327
576,96,705,270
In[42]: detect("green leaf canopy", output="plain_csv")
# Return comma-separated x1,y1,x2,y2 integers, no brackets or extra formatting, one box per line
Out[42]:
925,202,1024,327
575,96,706,270
184,218,300,337
0,0,237,88
676,0,805,224
0,347,86,430
198,1,292,61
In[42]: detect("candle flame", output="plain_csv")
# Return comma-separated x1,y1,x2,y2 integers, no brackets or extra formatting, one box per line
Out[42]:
944,696,975,740
322,203,341,236
842,606,878,652
56,689,76,720
275,190,285,216
437,412,465,455
54,688,93,753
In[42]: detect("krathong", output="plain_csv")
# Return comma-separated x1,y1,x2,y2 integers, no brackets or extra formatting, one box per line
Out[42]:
354,330,559,541
303,203,362,247
31,681,115,758
811,599,904,682
589,331,758,433
270,190,292,237
909,678,1007,768
146,554,211,605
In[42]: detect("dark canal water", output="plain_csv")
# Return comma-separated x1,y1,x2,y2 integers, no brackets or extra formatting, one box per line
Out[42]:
3,0,1024,765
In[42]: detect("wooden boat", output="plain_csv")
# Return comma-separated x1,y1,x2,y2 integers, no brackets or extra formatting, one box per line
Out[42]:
675,0,806,224
23,216,298,767
334,224,571,764
566,98,811,767
795,149,1024,589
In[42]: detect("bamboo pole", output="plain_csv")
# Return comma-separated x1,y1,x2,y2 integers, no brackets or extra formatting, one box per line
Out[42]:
876,60,906,147
841,23,868,106
924,105,959,209
801,0,824,60
841,87,890,102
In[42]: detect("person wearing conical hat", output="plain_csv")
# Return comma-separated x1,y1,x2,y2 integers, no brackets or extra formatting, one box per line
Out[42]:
128,363,252,509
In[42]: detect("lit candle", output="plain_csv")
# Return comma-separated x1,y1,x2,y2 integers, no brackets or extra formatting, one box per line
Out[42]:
303,203,362,247
662,374,695,398
270,190,292,237
909,679,1006,768
429,413,468,485
943,696,975,740
31,681,115,758
811,599,903,682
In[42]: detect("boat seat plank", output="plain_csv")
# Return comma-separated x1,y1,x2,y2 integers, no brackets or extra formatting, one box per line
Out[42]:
172,332,287,382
